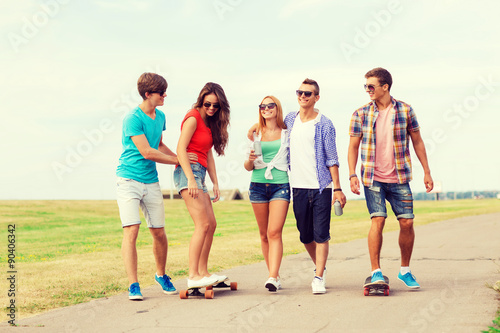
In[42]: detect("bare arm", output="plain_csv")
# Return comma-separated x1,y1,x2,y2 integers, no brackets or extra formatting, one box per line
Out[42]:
244,149,257,171
176,117,198,198
206,149,220,203
131,134,178,165
409,130,434,193
348,136,362,195
329,165,346,207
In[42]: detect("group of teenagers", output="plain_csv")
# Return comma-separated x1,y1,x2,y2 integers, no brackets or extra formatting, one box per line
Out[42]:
115,67,434,300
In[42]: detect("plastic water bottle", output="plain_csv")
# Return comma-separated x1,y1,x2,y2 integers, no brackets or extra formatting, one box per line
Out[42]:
334,200,343,216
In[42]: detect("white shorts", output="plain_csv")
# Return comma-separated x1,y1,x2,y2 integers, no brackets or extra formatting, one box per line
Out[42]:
116,177,165,228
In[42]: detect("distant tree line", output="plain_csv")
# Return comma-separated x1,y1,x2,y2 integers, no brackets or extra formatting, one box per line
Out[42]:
413,190,500,201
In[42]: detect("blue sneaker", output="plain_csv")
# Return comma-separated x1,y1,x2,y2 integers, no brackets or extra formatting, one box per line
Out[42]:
371,271,385,284
398,272,420,289
155,274,177,294
129,282,143,300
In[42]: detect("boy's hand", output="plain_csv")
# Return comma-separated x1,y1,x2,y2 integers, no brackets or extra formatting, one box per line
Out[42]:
333,191,347,208
350,176,360,195
187,153,198,164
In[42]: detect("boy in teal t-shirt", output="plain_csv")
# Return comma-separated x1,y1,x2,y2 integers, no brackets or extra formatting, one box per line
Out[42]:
116,72,181,300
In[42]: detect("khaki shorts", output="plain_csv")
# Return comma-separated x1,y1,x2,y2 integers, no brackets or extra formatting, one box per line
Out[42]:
116,177,165,228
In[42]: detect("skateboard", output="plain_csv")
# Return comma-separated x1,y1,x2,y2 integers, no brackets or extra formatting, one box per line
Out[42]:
179,286,215,299
206,280,237,291
179,278,237,299
363,275,390,296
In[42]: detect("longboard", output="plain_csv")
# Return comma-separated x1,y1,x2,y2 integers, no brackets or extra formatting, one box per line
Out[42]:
179,278,237,299
363,275,390,296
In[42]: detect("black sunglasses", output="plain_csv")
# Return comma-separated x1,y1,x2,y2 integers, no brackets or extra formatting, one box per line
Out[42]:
364,84,383,92
296,90,314,97
203,102,220,109
151,91,166,96
259,103,277,110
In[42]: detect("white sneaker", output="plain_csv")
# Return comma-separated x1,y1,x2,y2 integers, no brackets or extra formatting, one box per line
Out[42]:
276,278,282,290
265,277,279,292
210,274,228,283
311,276,326,294
187,275,219,289
314,267,327,285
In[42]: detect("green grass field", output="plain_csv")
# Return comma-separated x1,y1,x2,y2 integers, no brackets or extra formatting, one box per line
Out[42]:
1,198,499,319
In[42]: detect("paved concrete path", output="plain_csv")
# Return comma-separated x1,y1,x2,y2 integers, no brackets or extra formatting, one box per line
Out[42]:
5,213,500,332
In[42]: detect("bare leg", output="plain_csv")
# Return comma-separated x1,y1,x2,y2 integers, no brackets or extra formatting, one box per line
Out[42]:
181,190,213,281
368,216,386,271
251,203,270,271
122,224,140,285
149,227,168,276
267,200,288,278
304,241,317,266
198,193,217,277
398,218,415,267
315,241,329,277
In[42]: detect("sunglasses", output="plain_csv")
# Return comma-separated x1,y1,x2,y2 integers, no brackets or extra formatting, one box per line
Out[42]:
364,84,383,92
203,102,220,109
151,91,166,96
259,103,277,110
296,90,314,97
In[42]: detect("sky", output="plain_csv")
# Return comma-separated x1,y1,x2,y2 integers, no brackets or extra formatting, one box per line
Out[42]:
1,0,499,200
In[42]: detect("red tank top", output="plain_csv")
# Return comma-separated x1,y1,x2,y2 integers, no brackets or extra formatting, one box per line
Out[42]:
181,109,213,168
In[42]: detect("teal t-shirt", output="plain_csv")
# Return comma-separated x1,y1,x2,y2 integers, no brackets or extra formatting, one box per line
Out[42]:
116,107,166,183
251,139,289,184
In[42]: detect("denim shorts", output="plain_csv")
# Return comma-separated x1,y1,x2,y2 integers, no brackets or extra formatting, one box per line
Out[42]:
173,163,208,194
364,180,414,220
116,177,165,228
249,182,291,203
292,188,332,244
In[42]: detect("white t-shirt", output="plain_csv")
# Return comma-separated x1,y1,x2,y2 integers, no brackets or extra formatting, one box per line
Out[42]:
289,114,319,188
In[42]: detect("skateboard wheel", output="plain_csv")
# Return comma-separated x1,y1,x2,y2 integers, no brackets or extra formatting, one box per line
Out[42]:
363,288,369,296
384,289,389,296
230,282,237,290
205,289,214,299
206,285,213,290
180,290,188,299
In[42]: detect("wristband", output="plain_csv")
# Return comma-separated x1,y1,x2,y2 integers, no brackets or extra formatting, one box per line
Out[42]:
349,174,358,180
333,188,342,192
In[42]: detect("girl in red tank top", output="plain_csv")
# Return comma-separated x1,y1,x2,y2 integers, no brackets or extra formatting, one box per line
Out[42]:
175,82,230,288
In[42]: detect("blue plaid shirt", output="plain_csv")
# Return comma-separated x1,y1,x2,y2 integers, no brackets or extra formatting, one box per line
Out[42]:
285,110,339,193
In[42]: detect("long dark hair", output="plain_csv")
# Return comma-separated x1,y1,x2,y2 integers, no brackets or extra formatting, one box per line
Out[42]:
194,82,230,156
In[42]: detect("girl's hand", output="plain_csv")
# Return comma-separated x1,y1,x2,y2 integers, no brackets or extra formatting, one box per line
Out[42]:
212,184,220,203
187,178,198,199
248,150,257,163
